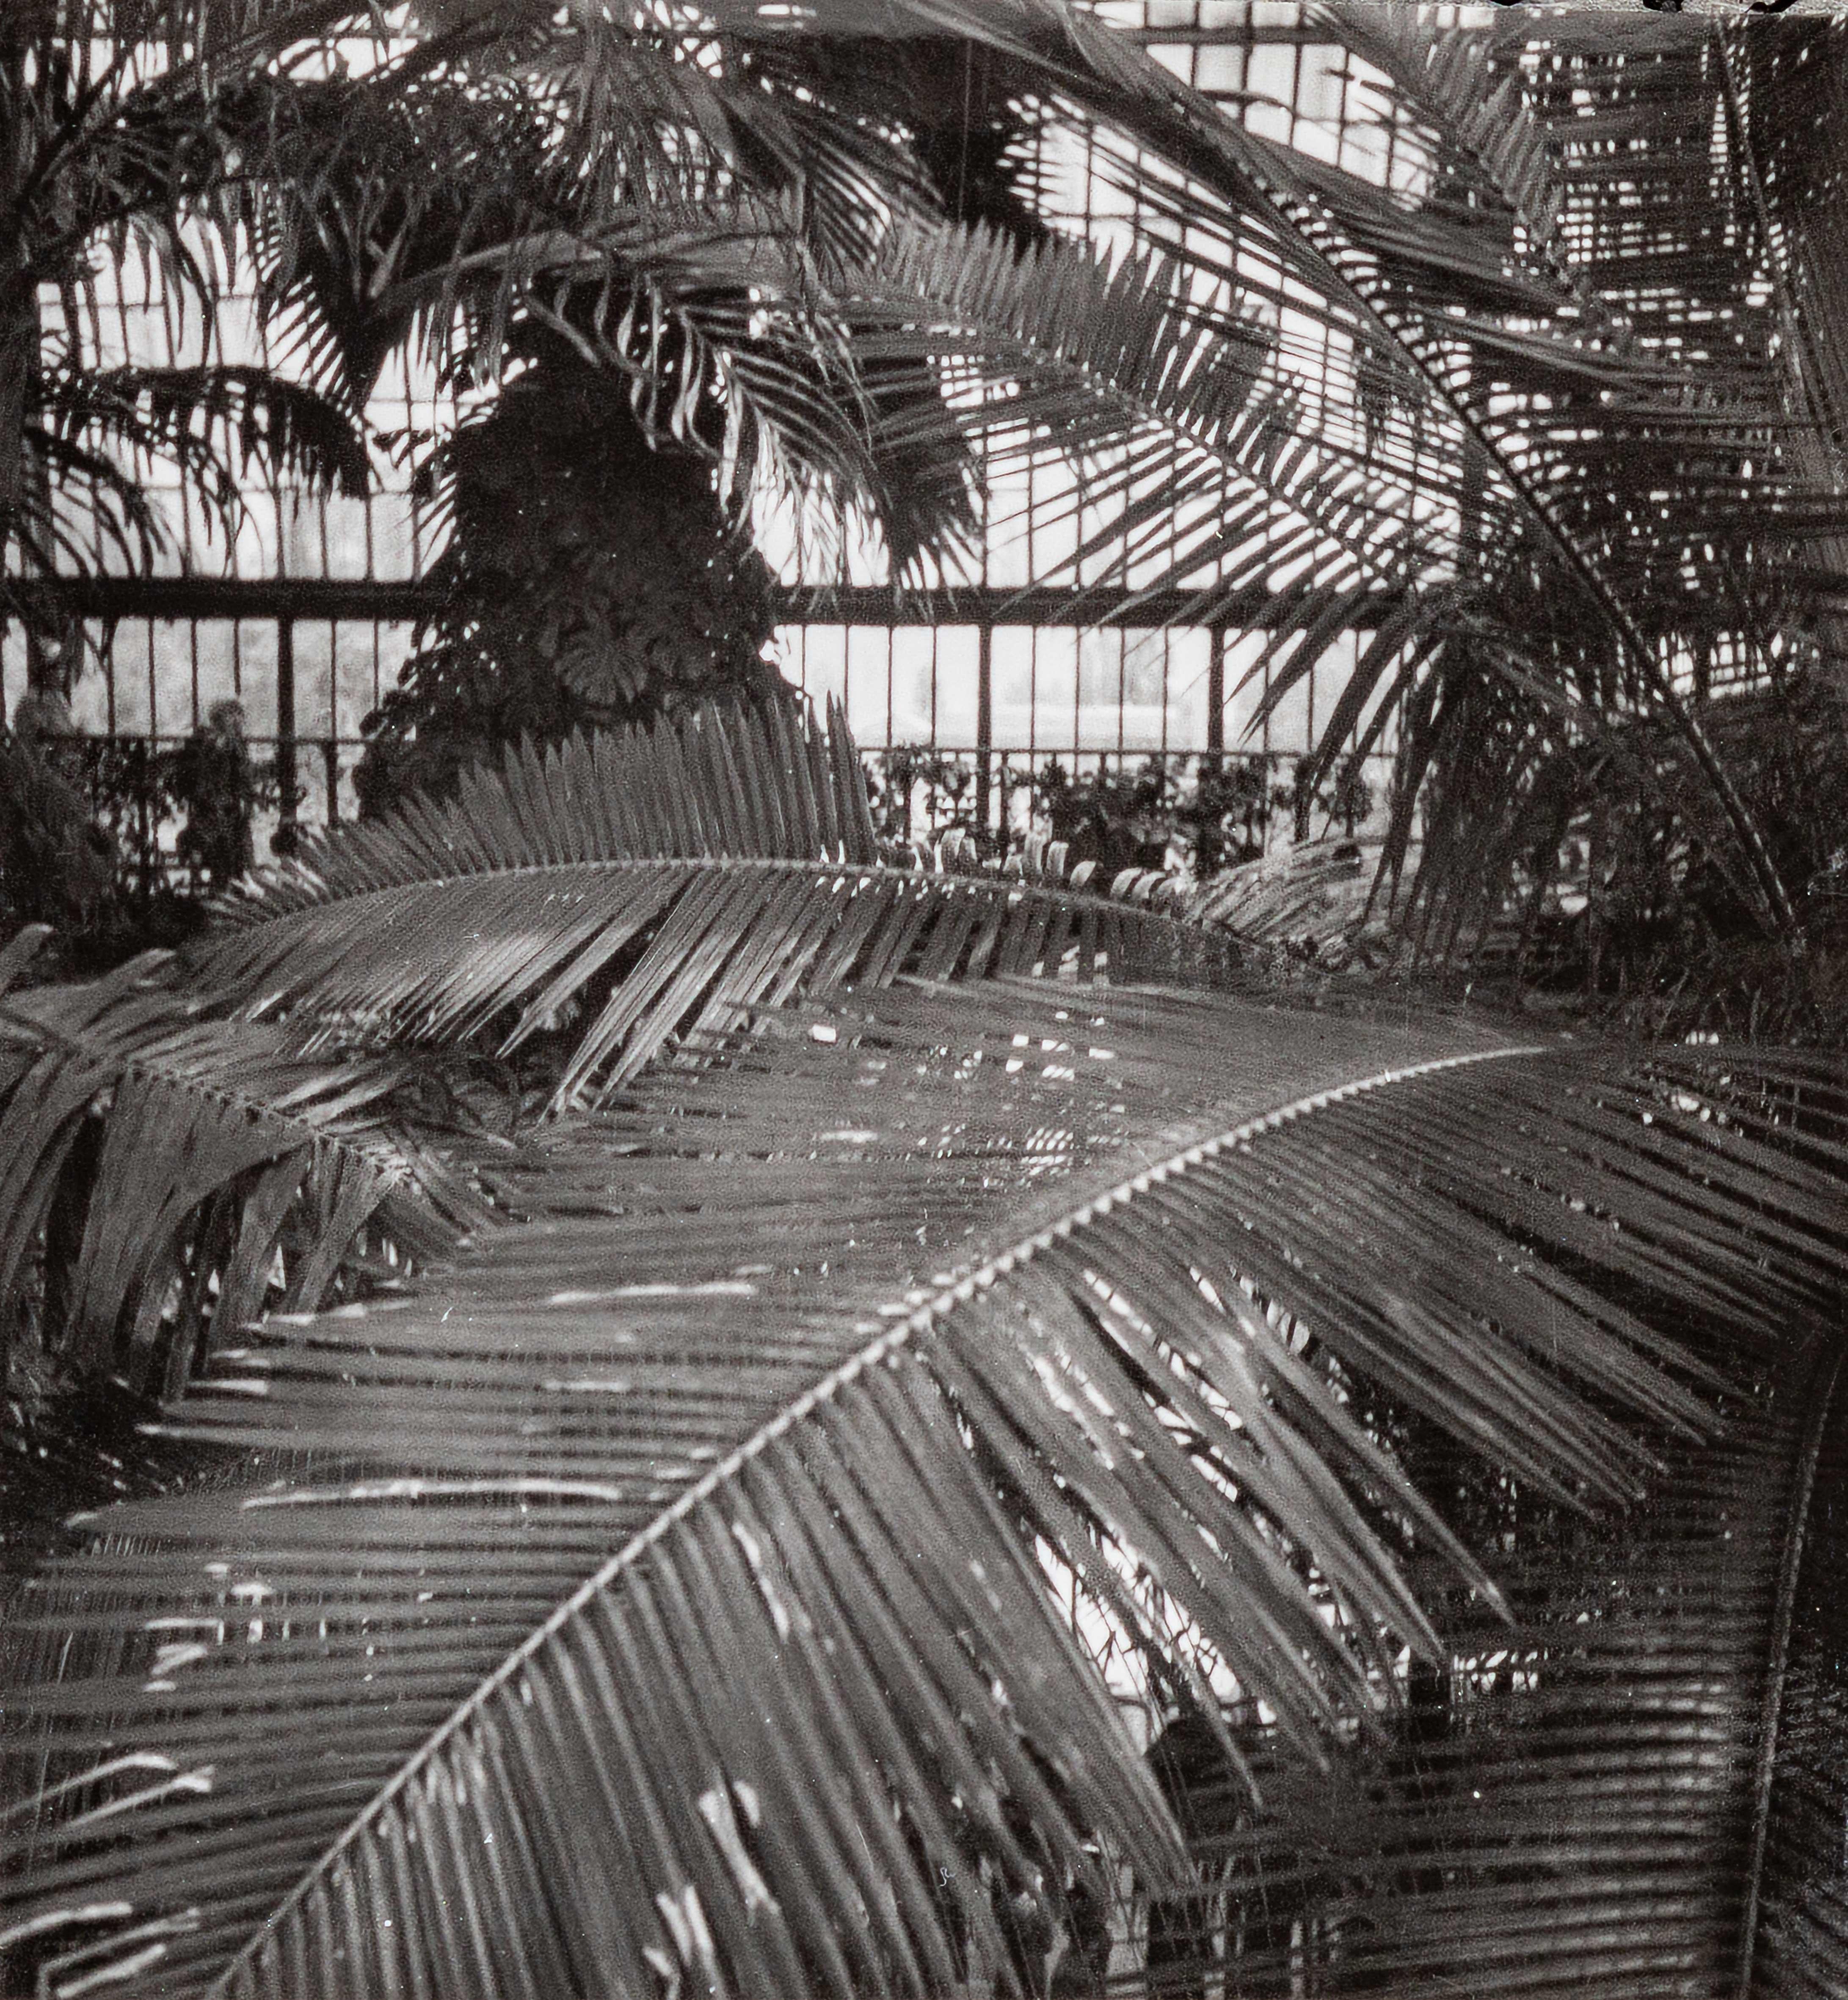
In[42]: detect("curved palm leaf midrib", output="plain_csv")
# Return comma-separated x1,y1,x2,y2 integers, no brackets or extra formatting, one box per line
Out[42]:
170,710,1246,1108
2,993,403,1166
198,854,1234,1079
204,702,875,925
1736,1337,1848,1996
217,855,1122,931
11,986,1848,1999
190,1037,1546,1999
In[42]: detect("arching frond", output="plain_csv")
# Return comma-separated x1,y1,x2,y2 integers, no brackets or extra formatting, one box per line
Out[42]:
0,931,476,1406
783,0,1841,936
3,979,1844,2000
41,364,372,501
854,220,1410,627
17,363,371,583
194,702,1241,1102
1141,1323,1848,1998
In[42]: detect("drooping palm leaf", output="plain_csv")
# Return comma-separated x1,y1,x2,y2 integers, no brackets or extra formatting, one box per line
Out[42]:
1142,1321,1848,1995
3,8,407,561
1134,1344,1822,1996
16,360,371,590
193,702,1240,1104
1110,10,1827,936
0,929,477,1406
39,362,370,500
233,24,993,575
4,971,1845,1999
707,2,1841,940
847,221,1423,634
1099,1044,1848,1997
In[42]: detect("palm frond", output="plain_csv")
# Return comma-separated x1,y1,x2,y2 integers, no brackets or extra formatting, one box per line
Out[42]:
0,931,476,1405
1142,1323,1848,1997
241,28,986,569
42,364,372,501
845,2,1840,936
15,362,371,585
193,702,1240,1103
1121,33,1809,929
1123,1041,1848,1996
855,220,1408,627
11,426,166,577
1754,1335,1848,1999
4,977,1845,1999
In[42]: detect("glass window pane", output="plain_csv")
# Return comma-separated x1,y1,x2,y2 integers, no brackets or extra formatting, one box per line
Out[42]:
236,622,279,737
294,622,336,740
889,627,937,745
931,627,981,747
990,626,1036,748
1076,630,1124,751
844,627,891,745
1029,628,1078,755
193,622,240,719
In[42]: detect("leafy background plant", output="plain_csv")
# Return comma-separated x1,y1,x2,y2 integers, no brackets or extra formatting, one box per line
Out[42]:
9,3,1848,1041
355,338,788,809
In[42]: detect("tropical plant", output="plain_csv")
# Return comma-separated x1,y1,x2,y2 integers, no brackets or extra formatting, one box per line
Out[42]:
334,19,1079,807
0,2,384,696
3,699,1848,1998
353,337,789,811
9,7,1848,1994
359,0,1848,1002
1025,755,1367,890
0,0,1010,735
15,2,1848,987
867,4,1847,957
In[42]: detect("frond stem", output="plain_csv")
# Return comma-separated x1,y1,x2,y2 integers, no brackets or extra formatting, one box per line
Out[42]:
199,1038,1543,1999
1734,1329,1845,1997
0,994,409,1178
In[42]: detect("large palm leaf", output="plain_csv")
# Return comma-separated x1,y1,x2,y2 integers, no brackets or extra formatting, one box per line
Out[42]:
5,708,1848,1994
645,1,1842,941
5,696,1230,1422
1139,1219,1848,1997
192,700,1238,1105
11,355,368,587
0,926,480,1407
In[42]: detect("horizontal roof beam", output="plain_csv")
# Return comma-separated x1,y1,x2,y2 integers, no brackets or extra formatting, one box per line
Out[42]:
33,576,1407,631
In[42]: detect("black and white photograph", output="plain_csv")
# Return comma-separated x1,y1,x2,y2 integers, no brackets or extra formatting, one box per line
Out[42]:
6,2,1848,1994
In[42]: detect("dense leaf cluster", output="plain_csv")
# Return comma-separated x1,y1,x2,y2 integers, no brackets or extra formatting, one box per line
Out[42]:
356,349,787,810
